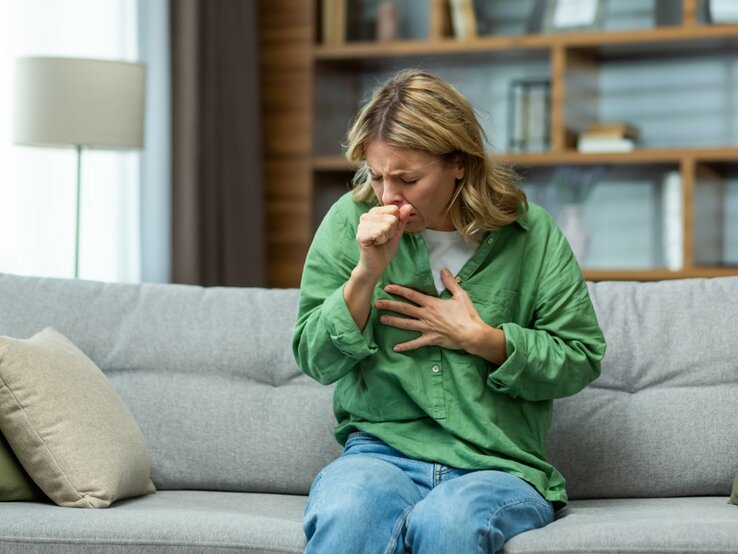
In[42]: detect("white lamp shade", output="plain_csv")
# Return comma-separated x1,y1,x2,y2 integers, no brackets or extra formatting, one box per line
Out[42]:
13,57,145,150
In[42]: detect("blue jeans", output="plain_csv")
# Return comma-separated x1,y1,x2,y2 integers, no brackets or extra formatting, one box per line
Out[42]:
303,432,554,554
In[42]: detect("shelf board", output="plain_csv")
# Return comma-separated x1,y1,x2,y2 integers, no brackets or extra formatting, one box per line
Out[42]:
314,25,738,61
549,23,738,50
501,147,738,165
584,267,738,281
313,148,738,171
312,156,358,171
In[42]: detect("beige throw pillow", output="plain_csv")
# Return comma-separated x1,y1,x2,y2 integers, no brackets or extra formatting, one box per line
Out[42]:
0,327,155,508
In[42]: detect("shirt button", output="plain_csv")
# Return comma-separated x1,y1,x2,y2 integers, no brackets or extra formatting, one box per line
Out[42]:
431,365,440,373
487,237,495,245
454,276,461,283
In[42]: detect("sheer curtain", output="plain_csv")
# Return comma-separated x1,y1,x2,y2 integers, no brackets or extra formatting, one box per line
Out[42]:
0,0,141,282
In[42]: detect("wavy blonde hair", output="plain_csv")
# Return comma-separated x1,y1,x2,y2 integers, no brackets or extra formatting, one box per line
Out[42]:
346,69,526,242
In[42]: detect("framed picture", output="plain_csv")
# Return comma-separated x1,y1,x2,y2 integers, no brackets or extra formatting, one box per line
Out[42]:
707,0,738,24
543,0,606,33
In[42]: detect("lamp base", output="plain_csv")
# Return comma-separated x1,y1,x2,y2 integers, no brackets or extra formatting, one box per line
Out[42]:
74,144,82,279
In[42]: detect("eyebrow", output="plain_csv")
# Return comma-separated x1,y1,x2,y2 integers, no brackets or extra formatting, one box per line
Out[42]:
366,166,417,175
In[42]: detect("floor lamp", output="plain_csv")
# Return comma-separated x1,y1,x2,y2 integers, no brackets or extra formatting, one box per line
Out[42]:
12,57,145,278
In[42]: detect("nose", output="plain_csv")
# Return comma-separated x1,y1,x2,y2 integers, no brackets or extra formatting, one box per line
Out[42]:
381,179,404,207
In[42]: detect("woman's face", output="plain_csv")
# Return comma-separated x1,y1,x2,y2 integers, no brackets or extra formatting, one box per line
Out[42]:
365,139,464,232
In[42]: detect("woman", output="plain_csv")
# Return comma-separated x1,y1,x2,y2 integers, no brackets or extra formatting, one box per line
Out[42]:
292,69,606,553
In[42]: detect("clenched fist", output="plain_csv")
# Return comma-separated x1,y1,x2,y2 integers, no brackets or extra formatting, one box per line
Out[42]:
355,204,414,280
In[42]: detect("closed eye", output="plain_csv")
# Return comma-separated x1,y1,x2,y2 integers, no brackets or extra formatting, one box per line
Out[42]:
368,171,417,185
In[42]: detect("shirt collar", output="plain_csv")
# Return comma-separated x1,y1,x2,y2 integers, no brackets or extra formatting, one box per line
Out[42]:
514,208,530,231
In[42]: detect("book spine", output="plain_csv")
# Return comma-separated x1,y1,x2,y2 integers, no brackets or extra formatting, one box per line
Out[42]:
508,82,527,152
662,171,683,271
577,138,635,153
693,172,724,265
449,0,477,39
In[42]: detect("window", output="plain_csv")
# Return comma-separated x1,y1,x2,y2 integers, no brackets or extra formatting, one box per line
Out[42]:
0,0,141,282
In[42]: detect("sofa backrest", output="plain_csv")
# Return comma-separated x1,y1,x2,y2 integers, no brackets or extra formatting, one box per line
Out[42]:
547,277,738,499
0,273,341,495
1,273,736,499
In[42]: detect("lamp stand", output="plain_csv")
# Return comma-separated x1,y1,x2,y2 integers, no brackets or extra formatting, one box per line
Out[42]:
73,144,83,279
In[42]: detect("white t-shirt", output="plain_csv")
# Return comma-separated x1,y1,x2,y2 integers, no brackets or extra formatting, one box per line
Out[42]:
421,228,478,294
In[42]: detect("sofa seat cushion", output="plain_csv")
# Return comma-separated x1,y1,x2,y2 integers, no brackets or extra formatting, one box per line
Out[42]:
505,497,738,554
0,490,307,553
1,494,735,554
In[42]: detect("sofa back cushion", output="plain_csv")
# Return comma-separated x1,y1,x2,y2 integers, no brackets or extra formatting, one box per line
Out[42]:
0,273,341,495
1,273,736,499
546,277,738,499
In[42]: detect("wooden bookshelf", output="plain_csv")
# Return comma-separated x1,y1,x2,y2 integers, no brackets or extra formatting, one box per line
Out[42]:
313,23,738,59
315,148,738,170
259,0,738,287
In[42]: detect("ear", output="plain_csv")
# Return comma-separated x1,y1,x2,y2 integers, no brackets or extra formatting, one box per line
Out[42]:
454,156,465,181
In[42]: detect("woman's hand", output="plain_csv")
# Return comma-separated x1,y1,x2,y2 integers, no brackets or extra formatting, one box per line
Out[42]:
375,268,507,364
344,204,413,332
355,204,414,281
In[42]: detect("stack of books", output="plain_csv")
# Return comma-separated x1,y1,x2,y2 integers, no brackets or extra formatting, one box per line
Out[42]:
507,79,551,152
577,123,640,153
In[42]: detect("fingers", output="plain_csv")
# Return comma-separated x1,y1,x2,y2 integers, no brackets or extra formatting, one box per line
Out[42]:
383,284,427,305
398,203,414,222
392,336,432,353
374,298,420,316
357,207,404,247
440,268,462,295
379,314,423,332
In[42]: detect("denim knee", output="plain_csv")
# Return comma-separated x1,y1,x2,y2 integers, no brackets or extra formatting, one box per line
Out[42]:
405,470,554,554
303,455,421,554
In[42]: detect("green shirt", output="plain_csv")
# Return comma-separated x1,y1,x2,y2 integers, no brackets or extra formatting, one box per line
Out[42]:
292,192,606,506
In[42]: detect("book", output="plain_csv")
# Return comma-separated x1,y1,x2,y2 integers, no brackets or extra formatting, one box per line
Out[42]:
449,0,477,40
525,83,549,151
322,0,346,45
583,123,640,140
693,167,724,266
507,79,551,152
508,81,527,151
577,137,636,153
661,171,683,271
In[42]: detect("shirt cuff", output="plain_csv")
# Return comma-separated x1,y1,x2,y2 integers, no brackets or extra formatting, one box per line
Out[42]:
486,322,526,398
322,284,378,360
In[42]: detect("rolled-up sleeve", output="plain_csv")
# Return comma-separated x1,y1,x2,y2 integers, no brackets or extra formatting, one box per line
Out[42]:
487,223,606,401
292,199,377,385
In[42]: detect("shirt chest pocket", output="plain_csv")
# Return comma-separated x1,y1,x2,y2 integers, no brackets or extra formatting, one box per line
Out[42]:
467,288,516,328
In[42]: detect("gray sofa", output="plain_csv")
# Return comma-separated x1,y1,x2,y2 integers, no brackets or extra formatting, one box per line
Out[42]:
0,272,736,553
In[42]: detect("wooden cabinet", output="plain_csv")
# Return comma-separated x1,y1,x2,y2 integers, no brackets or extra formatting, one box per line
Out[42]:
260,0,738,287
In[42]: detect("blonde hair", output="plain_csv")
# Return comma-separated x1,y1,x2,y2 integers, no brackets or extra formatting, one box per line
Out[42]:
345,69,526,242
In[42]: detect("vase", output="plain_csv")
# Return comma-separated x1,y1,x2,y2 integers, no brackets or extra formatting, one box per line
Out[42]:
377,1,399,42
556,204,590,265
